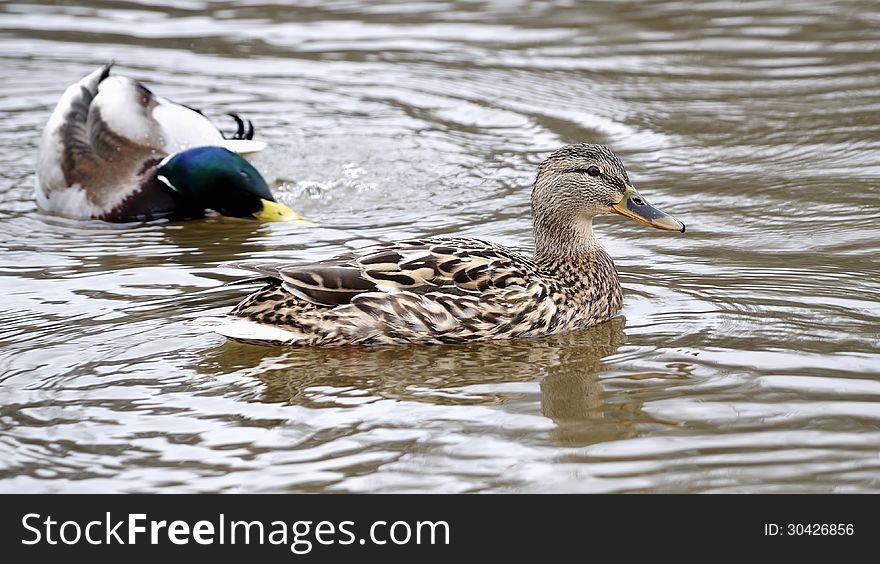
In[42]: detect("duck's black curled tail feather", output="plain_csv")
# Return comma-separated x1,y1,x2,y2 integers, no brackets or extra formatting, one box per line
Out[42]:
226,113,255,140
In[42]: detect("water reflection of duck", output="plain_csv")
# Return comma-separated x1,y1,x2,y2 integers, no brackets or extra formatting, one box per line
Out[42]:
35,64,304,223
193,317,636,447
194,144,685,345
539,317,640,446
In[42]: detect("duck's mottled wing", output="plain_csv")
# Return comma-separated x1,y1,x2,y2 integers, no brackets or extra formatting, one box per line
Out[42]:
354,240,533,293
232,238,536,308
58,65,112,184
230,259,379,307
36,64,111,201
77,75,170,209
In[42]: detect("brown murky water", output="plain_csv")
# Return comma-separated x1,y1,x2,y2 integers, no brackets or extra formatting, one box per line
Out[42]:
1,0,879,492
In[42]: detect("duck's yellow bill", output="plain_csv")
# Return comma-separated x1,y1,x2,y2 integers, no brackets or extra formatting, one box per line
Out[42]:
610,185,685,233
255,199,316,226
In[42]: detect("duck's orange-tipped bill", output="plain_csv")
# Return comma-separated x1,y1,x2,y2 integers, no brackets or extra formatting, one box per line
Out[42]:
610,185,685,233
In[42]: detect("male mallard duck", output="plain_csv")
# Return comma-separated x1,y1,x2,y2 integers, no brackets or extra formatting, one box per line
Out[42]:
194,144,685,345
35,64,303,222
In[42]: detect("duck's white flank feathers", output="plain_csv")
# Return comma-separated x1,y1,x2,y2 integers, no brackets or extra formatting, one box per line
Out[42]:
189,316,300,344
35,182,107,219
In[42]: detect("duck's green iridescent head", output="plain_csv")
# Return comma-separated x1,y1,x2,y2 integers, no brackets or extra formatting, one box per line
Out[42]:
156,146,304,222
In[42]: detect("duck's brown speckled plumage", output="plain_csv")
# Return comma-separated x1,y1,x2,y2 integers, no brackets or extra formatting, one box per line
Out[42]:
196,144,682,346
222,237,621,345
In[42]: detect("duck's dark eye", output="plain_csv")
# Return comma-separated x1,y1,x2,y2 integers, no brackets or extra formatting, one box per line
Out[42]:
566,166,603,176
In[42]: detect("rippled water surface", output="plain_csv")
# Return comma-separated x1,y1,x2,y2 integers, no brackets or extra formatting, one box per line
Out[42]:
1,0,879,493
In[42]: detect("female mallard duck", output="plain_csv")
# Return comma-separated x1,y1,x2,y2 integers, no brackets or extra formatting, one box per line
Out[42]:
36,64,303,222
194,144,685,345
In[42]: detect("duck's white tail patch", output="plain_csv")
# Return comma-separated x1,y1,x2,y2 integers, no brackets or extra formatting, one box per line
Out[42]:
188,316,298,343
221,139,268,154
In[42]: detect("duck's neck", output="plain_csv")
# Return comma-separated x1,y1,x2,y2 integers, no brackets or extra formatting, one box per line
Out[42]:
533,212,603,265
533,210,622,324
